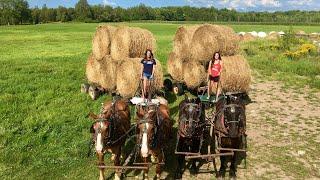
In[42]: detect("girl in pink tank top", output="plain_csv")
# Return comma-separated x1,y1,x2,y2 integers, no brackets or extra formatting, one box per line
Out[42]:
207,52,223,100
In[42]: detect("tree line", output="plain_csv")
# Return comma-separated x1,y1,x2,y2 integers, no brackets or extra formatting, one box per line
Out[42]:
1,0,320,25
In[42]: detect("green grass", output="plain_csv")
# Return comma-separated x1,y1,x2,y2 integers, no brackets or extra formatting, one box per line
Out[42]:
241,39,320,89
0,22,319,179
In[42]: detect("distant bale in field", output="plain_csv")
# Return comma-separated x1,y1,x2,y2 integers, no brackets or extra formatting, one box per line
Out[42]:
173,25,200,59
183,61,206,89
111,27,156,60
86,54,100,85
116,58,163,97
238,32,246,36
257,32,267,38
296,30,306,35
92,25,117,60
278,31,285,36
240,33,256,42
191,24,239,63
167,52,184,82
211,55,251,93
249,31,258,37
267,32,279,40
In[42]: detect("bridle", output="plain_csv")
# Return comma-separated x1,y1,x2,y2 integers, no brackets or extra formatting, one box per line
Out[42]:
92,101,120,149
178,102,204,138
136,104,159,148
215,99,246,137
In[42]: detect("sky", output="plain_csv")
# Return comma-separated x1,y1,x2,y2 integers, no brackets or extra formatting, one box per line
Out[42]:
27,0,320,11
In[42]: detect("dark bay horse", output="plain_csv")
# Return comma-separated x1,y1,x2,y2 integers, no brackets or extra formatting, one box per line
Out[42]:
174,95,206,179
135,102,173,179
88,99,131,180
215,95,246,180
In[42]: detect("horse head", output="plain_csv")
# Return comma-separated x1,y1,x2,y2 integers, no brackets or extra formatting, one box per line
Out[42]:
136,104,159,158
221,95,246,138
178,95,203,138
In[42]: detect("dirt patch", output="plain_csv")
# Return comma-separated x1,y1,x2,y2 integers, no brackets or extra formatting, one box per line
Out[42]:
178,79,320,179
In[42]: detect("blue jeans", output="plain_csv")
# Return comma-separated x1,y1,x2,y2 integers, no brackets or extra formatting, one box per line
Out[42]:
143,72,153,80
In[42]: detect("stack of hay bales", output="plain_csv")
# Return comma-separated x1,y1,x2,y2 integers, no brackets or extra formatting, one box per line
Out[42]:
86,25,162,98
167,24,251,93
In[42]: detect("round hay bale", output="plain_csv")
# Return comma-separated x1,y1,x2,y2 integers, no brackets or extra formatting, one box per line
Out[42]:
257,32,267,38
211,55,251,93
98,55,118,91
183,61,206,89
242,33,256,42
167,52,184,82
92,25,117,60
111,27,156,60
173,25,200,58
191,24,239,63
267,32,279,40
249,31,258,37
153,59,164,90
86,53,100,85
296,30,306,35
116,58,163,98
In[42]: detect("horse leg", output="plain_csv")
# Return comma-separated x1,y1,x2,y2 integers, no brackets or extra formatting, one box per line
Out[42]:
217,154,227,179
143,157,149,180
190,137,200,174
114,146,121,180
229,152,238,180
174,138,186,179
97,153,105,180
155,151,163,179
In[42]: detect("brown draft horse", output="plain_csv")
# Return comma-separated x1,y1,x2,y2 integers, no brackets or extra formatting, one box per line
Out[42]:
88,99,131,180
215,95,246,180
135,102,173,179
174,95,206,179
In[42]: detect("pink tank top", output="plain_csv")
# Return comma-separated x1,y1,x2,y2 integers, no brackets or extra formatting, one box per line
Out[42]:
211,60,221,77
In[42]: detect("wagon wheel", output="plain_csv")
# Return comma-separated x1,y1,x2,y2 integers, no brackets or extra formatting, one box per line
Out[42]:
88,85,100,100
81,83,90,93
173,83,184,96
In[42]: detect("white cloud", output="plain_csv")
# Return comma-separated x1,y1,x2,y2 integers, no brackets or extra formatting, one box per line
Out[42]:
261,0,281,7
103,0,117,6
288,0,313,6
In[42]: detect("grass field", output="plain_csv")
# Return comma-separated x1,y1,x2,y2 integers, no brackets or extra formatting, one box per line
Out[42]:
0,22,319,179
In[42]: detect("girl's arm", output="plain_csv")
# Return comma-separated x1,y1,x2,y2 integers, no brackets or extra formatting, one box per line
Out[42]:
207,60,212,76
219,61,223,75
141,64,144,79
152,62,156,78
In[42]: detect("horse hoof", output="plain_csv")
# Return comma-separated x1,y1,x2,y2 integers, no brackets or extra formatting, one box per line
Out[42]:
114,173,121,180
151,155,156,163
156,174,161,179
143,174,149,180
174,172,182,179
230,177,237,180
111,154,115,161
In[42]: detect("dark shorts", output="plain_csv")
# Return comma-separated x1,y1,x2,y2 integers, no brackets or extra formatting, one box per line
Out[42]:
209,75,220,82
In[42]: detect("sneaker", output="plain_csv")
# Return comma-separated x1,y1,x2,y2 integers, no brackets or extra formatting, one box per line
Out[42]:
207,96,210,100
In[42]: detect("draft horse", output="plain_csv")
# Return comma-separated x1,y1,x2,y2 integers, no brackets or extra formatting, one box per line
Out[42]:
135,102,173,179
174,95,206,179
88,99,131,180
214,95,247,180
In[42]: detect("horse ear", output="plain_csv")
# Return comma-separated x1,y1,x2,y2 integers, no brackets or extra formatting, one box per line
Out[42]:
184,94,189,101
87,112,98,120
